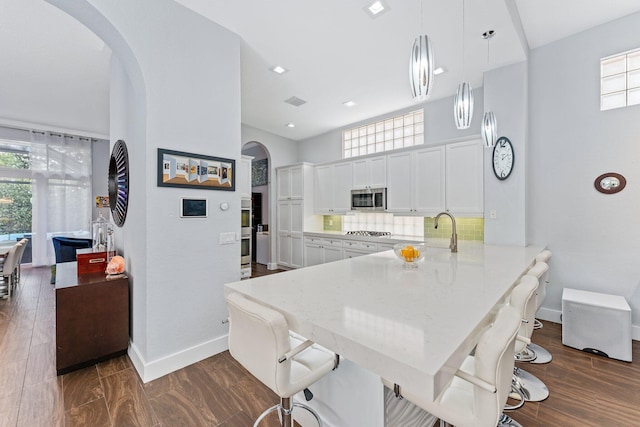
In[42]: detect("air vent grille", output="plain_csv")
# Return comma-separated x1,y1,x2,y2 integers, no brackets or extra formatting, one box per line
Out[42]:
284,96,307,107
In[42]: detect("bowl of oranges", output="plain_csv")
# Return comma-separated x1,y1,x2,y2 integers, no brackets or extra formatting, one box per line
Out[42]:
393,243,426,268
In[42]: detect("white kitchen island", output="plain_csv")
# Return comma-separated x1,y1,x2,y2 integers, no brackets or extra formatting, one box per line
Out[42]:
224,243,544,426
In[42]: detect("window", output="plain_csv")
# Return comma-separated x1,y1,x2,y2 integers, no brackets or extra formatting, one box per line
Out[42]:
600,49,640,110
0,132,93,266
342,109,424,158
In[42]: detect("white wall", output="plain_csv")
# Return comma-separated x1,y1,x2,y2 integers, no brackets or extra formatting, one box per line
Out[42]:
297,89,484,164
483,62,527,246
51,0,242,381
527,12,640,331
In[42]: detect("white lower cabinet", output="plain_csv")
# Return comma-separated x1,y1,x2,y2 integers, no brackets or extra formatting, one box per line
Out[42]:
342,240,379,259
278,200,304,268
304,237,343,267
302,234,419,265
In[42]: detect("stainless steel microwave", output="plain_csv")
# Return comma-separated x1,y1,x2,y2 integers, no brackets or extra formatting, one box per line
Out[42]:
351,188,387,211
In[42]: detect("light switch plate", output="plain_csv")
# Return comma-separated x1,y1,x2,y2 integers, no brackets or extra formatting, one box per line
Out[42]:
219,232,236,244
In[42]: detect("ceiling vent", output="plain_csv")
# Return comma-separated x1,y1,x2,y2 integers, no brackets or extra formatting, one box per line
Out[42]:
284,96,307,107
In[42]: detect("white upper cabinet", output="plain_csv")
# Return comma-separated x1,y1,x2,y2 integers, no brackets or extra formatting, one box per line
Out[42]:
386,151,413,213
277,165,304,200
445,140,483,216
387,146,445,215
314,165,333,212
414,147,446,214
314,162,352,214
352,155,386,189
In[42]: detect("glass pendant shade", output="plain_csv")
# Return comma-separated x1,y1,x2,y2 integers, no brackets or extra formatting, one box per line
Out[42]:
481,111,497,148
409,35,434,101
454,82,474,129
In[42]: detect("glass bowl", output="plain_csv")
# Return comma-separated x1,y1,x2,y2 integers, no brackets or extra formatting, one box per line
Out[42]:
393,243,426,268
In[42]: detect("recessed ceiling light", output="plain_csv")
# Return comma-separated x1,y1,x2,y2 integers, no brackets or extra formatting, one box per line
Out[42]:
343,100,357,107
434,67,446,75
286,123,295,128
270,65,288,74
364,1,389,18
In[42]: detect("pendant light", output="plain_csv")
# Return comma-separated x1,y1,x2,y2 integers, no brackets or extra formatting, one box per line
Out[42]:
454,0,473,129
409,1,434,101
481,111,497,148
481,30,497,147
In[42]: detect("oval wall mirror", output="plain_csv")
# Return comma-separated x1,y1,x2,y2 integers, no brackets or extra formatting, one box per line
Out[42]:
594,172,626,194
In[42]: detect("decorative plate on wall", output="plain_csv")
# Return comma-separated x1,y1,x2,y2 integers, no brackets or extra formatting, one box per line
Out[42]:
109,140,130,227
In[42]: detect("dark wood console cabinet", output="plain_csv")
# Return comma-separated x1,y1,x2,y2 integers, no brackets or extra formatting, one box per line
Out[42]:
55,262,129,375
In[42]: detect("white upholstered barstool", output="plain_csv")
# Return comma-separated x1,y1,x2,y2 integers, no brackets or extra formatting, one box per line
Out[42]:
509,275,549,403
383,304,524,427
523,258,553,364
226,292,339,427
533,250,552,330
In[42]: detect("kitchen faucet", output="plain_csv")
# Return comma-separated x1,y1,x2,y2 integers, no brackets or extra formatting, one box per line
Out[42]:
434,211,458,253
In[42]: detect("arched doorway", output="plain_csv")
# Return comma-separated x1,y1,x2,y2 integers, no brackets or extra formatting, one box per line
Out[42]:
241,141,272,271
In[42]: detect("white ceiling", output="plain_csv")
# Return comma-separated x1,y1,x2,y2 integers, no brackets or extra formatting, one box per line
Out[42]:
2,0,640,140
0,0,111,136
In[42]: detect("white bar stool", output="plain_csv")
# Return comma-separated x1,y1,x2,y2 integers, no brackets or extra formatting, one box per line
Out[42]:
383,305,525,427
226,292,339,427
509,275,550,403
524,259,553,364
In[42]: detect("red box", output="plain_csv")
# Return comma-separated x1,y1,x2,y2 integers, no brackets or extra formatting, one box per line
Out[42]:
76,248,107,275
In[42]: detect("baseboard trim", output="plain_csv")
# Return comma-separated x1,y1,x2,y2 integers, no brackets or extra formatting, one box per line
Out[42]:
536,307,640,341
128,334,229,383
535,307,562,324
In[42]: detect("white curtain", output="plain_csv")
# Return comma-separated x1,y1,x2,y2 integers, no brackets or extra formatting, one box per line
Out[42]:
29,131,92,266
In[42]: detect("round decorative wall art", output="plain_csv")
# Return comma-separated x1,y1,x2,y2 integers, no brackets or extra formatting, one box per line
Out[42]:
109,140,130,227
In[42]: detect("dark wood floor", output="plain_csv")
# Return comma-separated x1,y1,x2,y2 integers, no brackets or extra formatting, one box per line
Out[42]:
1,265,639,426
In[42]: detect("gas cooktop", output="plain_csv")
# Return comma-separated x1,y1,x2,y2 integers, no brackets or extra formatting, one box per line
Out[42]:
344,230,391,237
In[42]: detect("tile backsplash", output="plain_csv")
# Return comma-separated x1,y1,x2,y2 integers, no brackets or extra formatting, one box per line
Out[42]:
322,214,484,241
424,217,484,241
323,215,342,231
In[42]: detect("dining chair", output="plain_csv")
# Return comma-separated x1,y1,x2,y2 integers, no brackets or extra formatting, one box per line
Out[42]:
383,304,524,427
226,292,339,427
14,238,28,285
50,236,92,284
0,242,21,299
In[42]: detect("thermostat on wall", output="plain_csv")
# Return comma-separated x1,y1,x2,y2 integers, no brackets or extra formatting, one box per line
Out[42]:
180,198,208,218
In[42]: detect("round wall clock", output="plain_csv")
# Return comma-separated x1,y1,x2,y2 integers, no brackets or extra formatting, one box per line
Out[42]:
492,136,514,180
108,140,130,227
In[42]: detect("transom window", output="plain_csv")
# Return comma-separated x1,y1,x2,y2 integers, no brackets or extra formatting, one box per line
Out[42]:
342,109,424,159
600,49,640,111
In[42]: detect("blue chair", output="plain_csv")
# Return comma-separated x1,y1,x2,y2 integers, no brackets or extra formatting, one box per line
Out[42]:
52,237,93,263
51,237,92,284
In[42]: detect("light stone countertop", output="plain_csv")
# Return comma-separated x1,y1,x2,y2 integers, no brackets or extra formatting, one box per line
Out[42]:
225,243,544,402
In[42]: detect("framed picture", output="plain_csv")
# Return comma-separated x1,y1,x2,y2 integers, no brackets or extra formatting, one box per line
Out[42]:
157,148,235,191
